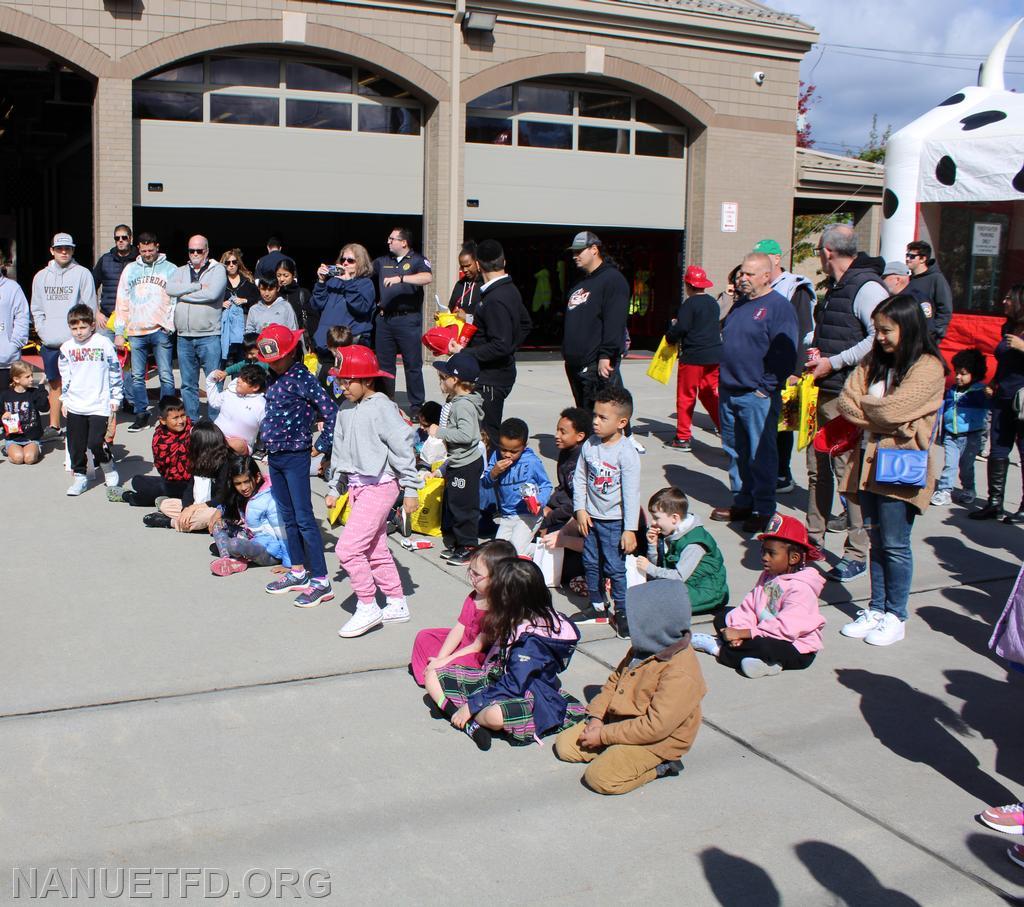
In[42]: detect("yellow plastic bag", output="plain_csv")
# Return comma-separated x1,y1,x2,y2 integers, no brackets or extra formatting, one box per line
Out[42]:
778,382,800,431
304,351,320,375
409,476,444,537
327,491,351,526
796,373,819,451
646,336,677,385
436,312,463,329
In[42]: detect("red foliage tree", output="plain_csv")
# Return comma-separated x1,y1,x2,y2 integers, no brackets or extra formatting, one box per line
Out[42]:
797,80,818,149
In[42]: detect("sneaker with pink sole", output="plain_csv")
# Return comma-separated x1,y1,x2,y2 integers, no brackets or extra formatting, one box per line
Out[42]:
979,802,1024,835
210,556,249,576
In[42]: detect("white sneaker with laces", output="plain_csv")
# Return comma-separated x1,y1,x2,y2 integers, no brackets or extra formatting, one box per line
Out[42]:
930,490,952,506
690,632,721,657
864,612,905,646
840,609,883,639
338,602,383,638
66,474,89,496
104,468,120,488
381,598,411,623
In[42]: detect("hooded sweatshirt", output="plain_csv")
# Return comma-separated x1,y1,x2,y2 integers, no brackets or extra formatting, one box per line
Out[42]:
242,477,290,567
169,259,227,337
725,567,826,654
482,446,552,517
908,261,953,340
562,261,630,367
245,297,298,336
30,260,97,348
0,275,30,367
114,253,178,338
435,391,484,468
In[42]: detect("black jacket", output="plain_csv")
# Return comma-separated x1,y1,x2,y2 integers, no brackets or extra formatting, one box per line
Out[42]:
908,261,953,340
280,283,311,332
562,262,629,367
542,444,582,531
465,275,532,389
665,292,722,365
92,247,135,316
223,276,260,312
448,277,482,317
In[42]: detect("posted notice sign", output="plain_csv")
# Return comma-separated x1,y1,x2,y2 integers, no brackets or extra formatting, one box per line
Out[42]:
972,222,1001,256
721,202,738,233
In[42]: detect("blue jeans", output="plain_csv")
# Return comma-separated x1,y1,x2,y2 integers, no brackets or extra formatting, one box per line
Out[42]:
268,449,328,578
583,517,626,611
130,329,176,414
374,311,425,412
860,490,916,621
719,388,782,514
177,334,223,421
937,432,983,494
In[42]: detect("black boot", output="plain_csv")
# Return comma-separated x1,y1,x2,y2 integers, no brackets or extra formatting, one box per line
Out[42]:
1005,497,1024,524
970,458,1009,520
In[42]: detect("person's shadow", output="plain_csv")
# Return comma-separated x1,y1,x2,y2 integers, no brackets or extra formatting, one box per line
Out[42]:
836,668,1018,807
794,840,922,906
945,668,1024,788
699,847,780,906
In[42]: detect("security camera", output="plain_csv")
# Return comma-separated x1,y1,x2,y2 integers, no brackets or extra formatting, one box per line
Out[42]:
753,71,766,85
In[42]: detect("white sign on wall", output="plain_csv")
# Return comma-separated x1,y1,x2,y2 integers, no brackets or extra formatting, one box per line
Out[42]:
972,222,1002,256
721,202,738,233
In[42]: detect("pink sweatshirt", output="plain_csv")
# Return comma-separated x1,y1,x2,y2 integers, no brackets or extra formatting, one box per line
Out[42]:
726,567,826,654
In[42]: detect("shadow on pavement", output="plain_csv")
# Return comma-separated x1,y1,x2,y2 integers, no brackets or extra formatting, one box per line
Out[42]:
836,668,1018,807
945,668,1024,788
699,846,780,906
918,603,1000,660
964,831,1024,889
925,535,1019,585
794,840,923,906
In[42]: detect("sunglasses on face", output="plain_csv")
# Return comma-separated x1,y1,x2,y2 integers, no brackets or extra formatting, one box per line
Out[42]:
340,257,357,264
115,235,131,241
387,236,402,242
189,248,206,255
225,259,239,265
905,253,920,260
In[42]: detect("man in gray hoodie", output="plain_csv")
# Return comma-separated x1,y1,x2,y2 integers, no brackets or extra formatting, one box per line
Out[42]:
30,232,97,434
168,234,227,420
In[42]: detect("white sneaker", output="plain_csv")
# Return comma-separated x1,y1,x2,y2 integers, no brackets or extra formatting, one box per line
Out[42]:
104,468,120,488
840,608,883,639
338,602,383,638
930,490,952,506
690,631,721,656
864,612,905,646
66,474,88,496
740,658,783,678
381,598,410,623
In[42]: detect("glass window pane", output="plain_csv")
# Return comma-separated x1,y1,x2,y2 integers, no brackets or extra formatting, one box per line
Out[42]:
465,115,513,145
358,105,421,135
286,99,352,131
285,62,352,93
636,98,676,126
146,60,204,83
517,84,572,115
133,89,202,122
517,121,572,149
209,57,280,88
635,131,685,158
210,95,279,126
358,73,412,99
578,91,630,121
468,86,513,111
578,126,630,154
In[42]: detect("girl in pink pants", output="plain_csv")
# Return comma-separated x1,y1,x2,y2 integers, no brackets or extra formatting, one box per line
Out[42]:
324,345,422,639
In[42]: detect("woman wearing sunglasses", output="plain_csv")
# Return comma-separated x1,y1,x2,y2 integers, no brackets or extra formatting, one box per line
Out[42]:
219,249,259,364
310,244,376,372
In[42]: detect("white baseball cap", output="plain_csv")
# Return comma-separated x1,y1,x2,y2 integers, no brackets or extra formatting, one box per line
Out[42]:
51,232,75,248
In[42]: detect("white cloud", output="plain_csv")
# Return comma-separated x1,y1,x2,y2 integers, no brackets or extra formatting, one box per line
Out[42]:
776,1,1024,153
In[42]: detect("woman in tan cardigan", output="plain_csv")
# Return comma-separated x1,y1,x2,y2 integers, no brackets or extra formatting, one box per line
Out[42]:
836,295,947,647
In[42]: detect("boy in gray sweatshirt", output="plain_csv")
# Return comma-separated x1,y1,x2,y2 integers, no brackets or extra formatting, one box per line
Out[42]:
430,351,485,566
246,276,299,338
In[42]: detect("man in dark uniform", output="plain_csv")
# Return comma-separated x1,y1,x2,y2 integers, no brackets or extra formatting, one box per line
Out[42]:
372,226,433,415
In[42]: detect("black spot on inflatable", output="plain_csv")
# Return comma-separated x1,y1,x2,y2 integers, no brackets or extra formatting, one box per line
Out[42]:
883,188,898,219
961,110,1007,131
935,155,957,186
1013,162,1024,193
939,92,966,106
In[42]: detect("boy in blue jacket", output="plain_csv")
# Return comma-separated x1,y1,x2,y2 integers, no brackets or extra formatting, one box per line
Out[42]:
932,348,989,507
481,417,552,554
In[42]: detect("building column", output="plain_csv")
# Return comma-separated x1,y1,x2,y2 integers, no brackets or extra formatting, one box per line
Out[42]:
853,203,882,256
92,77,133,251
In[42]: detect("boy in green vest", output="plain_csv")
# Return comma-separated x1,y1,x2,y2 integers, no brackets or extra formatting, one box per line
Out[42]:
634,486,728,614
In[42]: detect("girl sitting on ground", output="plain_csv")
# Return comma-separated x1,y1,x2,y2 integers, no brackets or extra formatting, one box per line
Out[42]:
691,514,825,678
210,455,290,576
430,558,586,750
411,539,516,686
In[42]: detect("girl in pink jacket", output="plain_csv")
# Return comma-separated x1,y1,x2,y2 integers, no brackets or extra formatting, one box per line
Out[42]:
691,515,825,678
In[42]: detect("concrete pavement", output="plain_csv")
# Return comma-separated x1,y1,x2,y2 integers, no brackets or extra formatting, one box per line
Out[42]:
2,359,1023,904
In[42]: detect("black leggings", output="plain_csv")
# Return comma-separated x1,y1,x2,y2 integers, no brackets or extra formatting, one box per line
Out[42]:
712,611,815,671
128,475,192,506
66,413,108,475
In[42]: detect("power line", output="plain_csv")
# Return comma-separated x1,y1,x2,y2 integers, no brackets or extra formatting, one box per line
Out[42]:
820,41,1024,61
824,47,1024,75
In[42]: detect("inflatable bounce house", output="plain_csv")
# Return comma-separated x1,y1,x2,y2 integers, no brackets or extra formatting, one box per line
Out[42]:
881,17,1024,376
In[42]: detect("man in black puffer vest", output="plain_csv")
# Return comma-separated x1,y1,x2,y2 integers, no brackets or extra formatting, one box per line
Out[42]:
805,224,889,584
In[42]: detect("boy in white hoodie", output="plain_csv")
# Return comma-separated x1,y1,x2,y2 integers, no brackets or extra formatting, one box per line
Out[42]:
58,304,123,496
0,272,29,391
30,233,97,434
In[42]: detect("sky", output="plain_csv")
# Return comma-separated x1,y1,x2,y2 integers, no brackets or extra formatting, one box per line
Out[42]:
775,0,1024,155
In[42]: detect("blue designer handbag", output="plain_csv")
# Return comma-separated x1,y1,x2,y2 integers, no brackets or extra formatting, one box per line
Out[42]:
873,405,941,488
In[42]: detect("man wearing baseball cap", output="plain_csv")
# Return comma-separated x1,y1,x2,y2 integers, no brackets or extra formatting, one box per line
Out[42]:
664,265,722,451
30,233,98,437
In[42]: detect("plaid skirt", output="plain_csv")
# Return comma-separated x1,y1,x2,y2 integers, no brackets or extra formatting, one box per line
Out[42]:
437,663,587,745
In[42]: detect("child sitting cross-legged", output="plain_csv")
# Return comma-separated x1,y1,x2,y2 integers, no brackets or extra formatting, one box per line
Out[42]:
1,360,50,465
691,514,825,678
108,395,192,506
554,585,706,795
209,455,290,576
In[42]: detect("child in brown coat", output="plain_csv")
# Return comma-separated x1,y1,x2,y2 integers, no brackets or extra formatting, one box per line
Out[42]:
554,590,706,794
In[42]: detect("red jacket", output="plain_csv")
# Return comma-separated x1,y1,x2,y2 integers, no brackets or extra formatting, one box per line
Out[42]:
152,420,192,482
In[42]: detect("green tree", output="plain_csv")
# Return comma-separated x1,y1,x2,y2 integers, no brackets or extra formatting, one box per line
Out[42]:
849,114,891,163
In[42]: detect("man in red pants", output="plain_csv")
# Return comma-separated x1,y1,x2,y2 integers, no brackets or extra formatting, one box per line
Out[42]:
665,265,722,451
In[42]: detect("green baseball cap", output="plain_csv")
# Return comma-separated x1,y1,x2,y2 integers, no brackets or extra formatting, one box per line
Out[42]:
753,238,782,255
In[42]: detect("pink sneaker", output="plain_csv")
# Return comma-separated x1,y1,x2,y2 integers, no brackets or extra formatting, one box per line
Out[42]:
211,556,249,577
979,802,1024,835
1008,843,1024,869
